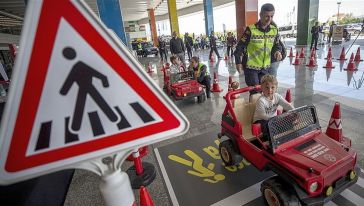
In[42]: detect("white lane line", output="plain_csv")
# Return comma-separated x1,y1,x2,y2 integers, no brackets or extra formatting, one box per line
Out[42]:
357,177,364,188
325,201,338,206
210,181,263,206
154,148,180,206
340,188,364,206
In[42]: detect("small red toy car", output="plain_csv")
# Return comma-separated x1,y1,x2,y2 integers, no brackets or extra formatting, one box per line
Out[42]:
218,85,359,206
163,69,206,103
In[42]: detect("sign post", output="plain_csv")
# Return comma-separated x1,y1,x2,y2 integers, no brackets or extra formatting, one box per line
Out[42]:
0,0,188,191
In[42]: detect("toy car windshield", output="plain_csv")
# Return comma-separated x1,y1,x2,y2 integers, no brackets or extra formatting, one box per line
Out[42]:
267,105,320,150
170,70,195,83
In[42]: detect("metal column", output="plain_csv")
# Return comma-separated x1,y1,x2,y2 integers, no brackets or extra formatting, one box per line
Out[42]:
97,0,127,45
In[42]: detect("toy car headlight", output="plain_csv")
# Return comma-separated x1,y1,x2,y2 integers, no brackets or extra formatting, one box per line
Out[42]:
309,182,318,193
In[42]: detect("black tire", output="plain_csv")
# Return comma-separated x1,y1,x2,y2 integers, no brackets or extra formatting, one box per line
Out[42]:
261,176,301,206
197,94,206,103
219,140,239,166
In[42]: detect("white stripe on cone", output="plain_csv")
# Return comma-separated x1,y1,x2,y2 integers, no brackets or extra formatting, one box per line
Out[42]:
328,118,342,129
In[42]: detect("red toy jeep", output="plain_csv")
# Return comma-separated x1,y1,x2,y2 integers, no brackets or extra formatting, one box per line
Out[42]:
218,86,359,206
163,69,206,103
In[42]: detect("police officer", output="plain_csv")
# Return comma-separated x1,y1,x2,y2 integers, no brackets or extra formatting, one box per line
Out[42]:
190,56,211,98
310,22,319,50
234,3,283,94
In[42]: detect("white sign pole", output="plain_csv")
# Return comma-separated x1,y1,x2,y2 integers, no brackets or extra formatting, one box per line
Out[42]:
76,150,136,206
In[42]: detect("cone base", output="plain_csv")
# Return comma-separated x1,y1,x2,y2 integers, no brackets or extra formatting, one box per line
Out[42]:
354,59,363,62
211,88,223,92
344,68,358,71
337,58,347,61
323,66,335,69
306,64,317,67
288,55,295,58
126,162,156,189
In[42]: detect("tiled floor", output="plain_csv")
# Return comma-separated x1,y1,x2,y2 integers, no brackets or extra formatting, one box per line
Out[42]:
64,38,364,206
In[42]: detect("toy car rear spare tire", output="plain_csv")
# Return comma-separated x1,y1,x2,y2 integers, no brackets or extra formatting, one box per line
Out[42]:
261,176,301,206
219,140,239,166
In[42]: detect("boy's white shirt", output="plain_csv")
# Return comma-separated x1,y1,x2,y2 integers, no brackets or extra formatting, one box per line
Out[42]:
253,93,294,122
170,63,181,73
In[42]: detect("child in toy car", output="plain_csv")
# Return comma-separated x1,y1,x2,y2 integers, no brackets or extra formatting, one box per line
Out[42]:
253,74,294,139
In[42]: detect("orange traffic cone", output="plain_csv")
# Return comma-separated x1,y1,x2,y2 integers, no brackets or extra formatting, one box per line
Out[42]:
349,53,354,62
139,186,154,206
344,57,357,71
323,58,335,69
310,48,316,59
211,72,223,92
292,51,300,65
285,89,292,103
354,47,363,62
325,50,332,60
282,89,292,113
324,47,333,60
147,63,153,73
288,47,295,58
226,76,238,99
337,47,347,60
299,48,305,58
306,57,316,67
326,102,343,143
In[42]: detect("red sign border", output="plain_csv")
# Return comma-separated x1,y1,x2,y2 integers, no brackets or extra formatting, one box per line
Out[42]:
5,0,181,172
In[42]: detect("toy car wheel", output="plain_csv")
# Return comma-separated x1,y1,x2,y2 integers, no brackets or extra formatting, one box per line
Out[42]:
197,94,206,103
261,176,300,206
219,140,239,166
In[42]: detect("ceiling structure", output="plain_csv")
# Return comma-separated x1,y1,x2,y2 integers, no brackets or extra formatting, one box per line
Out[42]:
0,0,233,35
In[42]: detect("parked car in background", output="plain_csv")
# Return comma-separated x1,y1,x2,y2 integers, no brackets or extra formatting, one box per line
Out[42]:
132,42,159,57
343,24,363,35
279,24,297,38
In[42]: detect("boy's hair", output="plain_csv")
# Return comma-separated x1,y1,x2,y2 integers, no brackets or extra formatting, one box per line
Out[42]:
170,55,178,63
191,56,199,63
261,74,278,86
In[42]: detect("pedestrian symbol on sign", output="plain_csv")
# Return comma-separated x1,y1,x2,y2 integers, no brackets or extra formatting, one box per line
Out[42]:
60,47,119,132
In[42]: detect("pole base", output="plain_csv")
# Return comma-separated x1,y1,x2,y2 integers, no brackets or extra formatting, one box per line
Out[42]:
126,162,156,189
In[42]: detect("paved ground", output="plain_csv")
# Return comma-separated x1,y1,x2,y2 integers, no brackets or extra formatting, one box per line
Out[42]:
64,38,364,206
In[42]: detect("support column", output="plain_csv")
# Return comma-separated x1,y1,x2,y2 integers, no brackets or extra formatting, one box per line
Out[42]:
235,0,258,40
148,9,158,47
97,0,127,45
168,0,179,36
296,0,319,46
203,0,214,36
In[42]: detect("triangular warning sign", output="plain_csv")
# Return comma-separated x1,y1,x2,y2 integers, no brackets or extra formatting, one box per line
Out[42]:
0,0,188,184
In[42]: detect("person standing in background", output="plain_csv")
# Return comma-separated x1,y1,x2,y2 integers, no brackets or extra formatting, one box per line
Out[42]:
158,37,168,62
310,22,320,50
209,31,222,60
184,32,194,61
226,32,236,58
170,31,186,68
327,21,336,43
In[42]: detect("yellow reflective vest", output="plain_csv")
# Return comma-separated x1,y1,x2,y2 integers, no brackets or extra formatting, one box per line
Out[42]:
246,24,278,70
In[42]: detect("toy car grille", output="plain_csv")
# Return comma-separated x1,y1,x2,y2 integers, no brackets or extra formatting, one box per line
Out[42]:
170,71,194,82
268,106,320,147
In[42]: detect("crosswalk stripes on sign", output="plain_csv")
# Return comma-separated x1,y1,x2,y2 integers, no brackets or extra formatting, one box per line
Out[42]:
34,102,154,152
